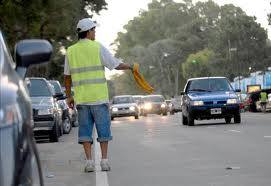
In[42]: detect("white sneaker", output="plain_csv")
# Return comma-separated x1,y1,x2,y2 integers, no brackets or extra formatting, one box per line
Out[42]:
100,159,111,171
84,160,95,172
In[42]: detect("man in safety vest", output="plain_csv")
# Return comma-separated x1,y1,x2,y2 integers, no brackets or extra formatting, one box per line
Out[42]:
259,91,268,112
64,18,133,172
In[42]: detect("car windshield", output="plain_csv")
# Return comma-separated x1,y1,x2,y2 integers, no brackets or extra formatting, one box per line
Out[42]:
113,97,134,104
145,96,164,102
133,96,142,102
28,79,52,97
187,78,232,92
50,81,62,94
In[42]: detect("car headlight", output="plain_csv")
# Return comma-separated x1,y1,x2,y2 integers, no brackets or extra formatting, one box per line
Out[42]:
161,104,166,108
227,99,238,104
38,108,54,115
112,107,118,112
191,101,204,106
144,103,152,110
129,106,135,111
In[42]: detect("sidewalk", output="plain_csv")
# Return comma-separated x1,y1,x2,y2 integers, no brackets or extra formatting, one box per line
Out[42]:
37,128,96,186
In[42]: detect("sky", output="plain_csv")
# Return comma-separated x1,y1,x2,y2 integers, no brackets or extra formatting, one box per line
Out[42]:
92,0,271,78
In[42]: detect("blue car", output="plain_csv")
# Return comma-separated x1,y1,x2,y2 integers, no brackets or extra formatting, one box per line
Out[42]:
181,77,241,126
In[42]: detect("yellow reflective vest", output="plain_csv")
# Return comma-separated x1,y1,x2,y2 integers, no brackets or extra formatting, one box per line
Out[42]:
67,40,109,104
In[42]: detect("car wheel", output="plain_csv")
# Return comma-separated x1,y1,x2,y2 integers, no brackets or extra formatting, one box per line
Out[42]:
72,120,79,127
135,115,139,119
225,117,231,124
187,114,194,126
163,112,167,116
170,111,174,115
111,117,114,121
234,113,241,124
59,121,63,136
49,123,59,142
63,117,72,134
182,114,188,125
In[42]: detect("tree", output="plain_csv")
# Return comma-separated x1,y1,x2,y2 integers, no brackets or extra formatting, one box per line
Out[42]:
0,0,107,83
182,49,215,79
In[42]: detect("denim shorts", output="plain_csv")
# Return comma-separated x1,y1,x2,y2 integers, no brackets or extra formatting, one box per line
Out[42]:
77,104,112,144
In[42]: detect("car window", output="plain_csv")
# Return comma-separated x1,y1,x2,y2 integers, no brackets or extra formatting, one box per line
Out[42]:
50,81,62,94
28,79,52,97
113,97,134,104
187,78,233,92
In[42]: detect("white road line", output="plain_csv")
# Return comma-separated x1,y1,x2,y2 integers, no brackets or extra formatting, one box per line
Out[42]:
264,136,271,138
94,129,109,186
228,130,241,133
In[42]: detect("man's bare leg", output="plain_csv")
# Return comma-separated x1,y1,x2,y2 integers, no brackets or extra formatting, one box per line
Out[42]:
100,142,108,159
83,142,92,160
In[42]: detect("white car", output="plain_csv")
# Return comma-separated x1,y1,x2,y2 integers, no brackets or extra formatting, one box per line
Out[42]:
110,95,140,120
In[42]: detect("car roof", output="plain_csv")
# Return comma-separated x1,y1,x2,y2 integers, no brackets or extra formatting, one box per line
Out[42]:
114,95,132,98
145,95,163,97
188,77,227,81
28,77,47,81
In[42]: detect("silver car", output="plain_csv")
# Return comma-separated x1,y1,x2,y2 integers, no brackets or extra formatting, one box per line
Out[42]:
110,95,140,120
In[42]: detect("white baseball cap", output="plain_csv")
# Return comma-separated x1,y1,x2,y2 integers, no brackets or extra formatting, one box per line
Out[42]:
76,18,97,33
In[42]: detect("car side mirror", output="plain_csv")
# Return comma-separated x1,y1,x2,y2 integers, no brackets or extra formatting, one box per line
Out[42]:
15,39,53,78
180,91,185,95
235,89,241,93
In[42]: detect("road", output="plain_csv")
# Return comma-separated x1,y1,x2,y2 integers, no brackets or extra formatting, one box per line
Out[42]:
37,112,271,186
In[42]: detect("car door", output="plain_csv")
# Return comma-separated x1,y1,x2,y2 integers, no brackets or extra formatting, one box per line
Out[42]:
0,31,43,185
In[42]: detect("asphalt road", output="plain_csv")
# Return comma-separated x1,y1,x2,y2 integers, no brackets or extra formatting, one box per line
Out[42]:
37,112,271,186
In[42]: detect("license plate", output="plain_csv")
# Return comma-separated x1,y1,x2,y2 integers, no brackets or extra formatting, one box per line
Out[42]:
211,108,222,115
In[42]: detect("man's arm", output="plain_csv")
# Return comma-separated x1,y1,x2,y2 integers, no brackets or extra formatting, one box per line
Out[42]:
115,63,133,71
64,75,74,108
64,75,72,97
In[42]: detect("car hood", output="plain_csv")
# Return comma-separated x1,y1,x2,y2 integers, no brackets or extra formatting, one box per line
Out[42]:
188,91,237,101
31,97,54,108
111,103,137,108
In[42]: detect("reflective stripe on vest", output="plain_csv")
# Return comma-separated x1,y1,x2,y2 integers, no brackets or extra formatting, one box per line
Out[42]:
67,40,109,104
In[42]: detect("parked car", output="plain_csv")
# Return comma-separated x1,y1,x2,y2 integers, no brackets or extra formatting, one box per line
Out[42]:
0,30,52,186
110,95,140,120
142,95,168,116
27,77,63,142
49,80,72,134
181,77,241,126
132,95,144,115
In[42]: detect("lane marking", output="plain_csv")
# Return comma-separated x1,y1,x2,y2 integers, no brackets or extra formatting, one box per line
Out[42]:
264,136,271,138
94,129,109,186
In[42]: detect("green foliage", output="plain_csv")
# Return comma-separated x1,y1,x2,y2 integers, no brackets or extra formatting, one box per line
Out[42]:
112,0,269,96
182,49,215,79
0,0,107,83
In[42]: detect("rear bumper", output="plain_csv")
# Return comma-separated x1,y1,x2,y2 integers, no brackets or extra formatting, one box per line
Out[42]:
33,115,55,131
189,104,240,120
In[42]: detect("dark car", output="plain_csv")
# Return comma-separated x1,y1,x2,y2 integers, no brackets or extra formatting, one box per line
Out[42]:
49,80,72,134
142,95,168,116
110,95,140,120
181,77,241,126
28,77,63,142
0,30,52,186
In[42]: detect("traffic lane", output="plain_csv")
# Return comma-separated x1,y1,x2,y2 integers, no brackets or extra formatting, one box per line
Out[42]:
37,128,95,186
108,113,271,186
